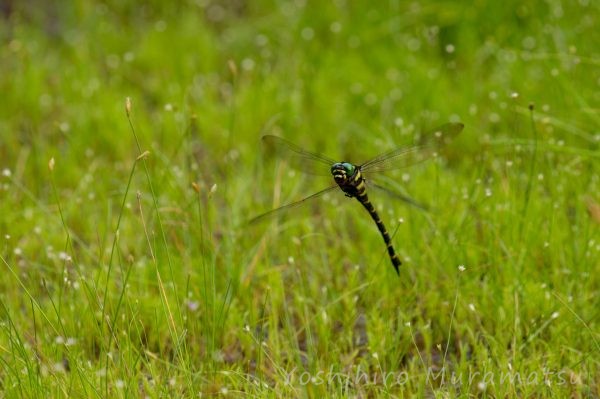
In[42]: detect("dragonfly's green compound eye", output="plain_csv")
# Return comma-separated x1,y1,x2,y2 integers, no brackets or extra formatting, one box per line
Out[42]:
331,162,356,176
342,162,356,175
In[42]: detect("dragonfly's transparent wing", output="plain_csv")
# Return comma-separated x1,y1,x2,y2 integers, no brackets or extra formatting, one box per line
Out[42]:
368,182,429,211
361,123,464,173
262,135,335,176
248,185,338,225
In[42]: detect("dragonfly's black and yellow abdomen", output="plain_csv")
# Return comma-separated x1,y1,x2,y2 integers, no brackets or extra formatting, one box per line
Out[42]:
331,162,401,275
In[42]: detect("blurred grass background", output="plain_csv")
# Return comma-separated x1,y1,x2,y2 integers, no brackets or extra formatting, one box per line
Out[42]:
0,0,598,397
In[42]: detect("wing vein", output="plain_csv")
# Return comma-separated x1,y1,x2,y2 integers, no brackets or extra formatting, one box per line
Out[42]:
248,185,338,225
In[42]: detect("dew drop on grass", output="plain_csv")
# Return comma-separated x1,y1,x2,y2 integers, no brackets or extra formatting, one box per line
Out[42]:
407,37,421,51
469,104,477,115
522,36,536,49
206,5,225,22
255,34,268,46
58,252,71,262
242,58,256,71
39,93,53,108
389,87,402,101
52,363,66,373
301,27,314,40
154,19,167,31
59,122,70,132
386,68,399,81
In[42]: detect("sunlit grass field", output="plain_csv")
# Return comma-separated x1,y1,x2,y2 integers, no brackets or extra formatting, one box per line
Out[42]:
1,1,598,397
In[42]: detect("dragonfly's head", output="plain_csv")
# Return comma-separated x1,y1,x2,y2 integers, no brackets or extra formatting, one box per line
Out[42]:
331,162,356,184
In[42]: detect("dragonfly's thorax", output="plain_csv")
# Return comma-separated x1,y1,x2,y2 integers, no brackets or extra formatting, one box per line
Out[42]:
331,162,365,198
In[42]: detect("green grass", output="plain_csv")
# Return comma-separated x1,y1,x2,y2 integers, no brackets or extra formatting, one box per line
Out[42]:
1,0,599,397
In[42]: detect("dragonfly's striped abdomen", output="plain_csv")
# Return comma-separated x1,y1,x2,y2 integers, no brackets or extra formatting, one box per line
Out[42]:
355,190,401,275
331,164,401,275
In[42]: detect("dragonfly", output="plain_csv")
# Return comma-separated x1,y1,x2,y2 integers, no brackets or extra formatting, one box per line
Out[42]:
251,122,464,275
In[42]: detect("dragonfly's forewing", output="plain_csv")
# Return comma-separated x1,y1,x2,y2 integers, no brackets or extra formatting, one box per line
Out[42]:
262,135,336,176
361,122,464,173
248,185,338,225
